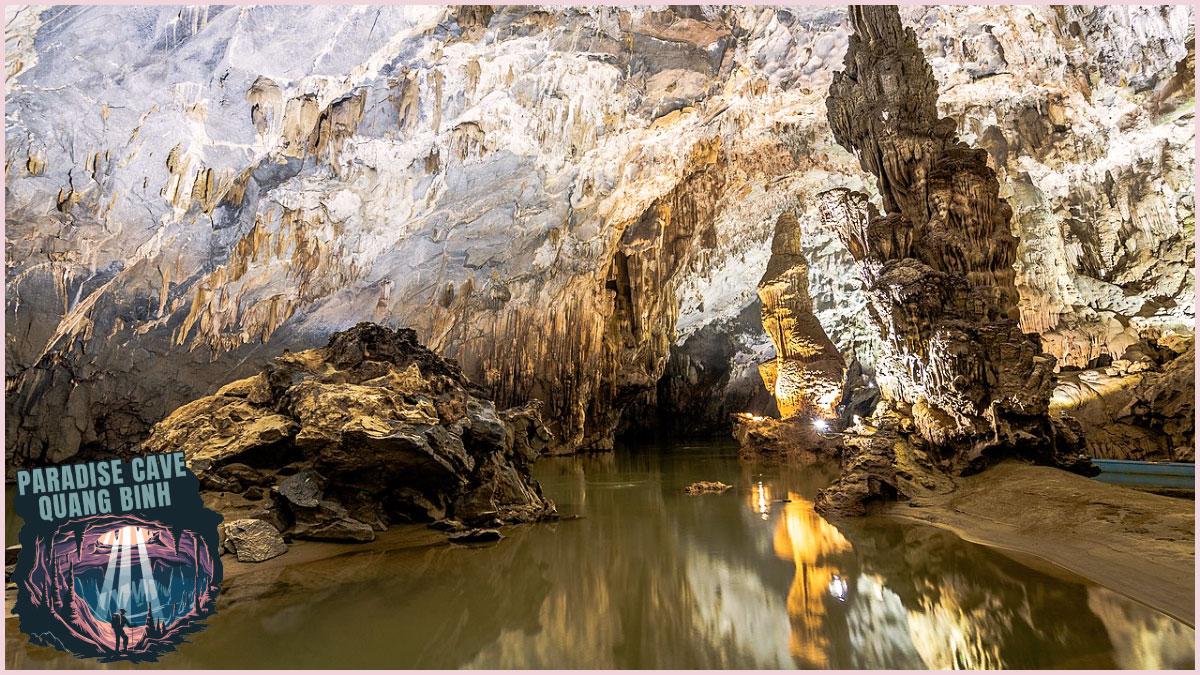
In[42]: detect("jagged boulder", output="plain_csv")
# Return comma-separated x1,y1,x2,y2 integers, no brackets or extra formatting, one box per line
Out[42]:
143,323,557,546
223,519,288,563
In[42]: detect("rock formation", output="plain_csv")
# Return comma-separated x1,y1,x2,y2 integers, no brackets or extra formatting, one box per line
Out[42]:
734,210,846,460
667,4,1194,441
1051,339,1195,462
756,211,845,421
142,323,556,546
814,5,1091,514
222,518,289,563
683,481,732,495
4,6,1193,467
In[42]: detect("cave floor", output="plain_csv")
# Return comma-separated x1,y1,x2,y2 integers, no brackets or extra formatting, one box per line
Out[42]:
888,459,1196,626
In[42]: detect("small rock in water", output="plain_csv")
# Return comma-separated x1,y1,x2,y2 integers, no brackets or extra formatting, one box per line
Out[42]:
449,528,503,544
299,515,376,543
685,481,733,495
430,519,466,532
224,518,288,562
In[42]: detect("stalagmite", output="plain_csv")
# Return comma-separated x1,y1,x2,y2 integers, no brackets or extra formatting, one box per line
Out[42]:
815,5,1091,515
734,210,846,461
756,211,845,421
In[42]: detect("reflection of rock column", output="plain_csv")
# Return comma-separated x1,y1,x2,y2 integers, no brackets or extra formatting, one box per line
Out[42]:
1086,586,1197,669
816,6,1085,493
757,211,845,420
770,493,852,668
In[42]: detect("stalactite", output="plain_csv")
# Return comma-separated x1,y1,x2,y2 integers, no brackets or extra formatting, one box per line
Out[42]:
5,5,1189,467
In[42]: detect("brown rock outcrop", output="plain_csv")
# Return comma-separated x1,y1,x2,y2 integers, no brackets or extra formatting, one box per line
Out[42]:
815,6,1090,514
813,404,955,516
732,413,839,463
142,323,556,545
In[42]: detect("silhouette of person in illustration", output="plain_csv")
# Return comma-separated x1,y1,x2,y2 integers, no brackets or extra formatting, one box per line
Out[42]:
110,608,130,652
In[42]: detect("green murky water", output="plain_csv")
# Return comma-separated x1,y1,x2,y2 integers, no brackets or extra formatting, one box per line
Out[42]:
6,439,1194,668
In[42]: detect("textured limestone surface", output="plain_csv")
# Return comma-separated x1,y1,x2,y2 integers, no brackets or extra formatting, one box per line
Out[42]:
755,210,844,420
143,322,557,542
5,5,1194,465
222,518,288,563
822,4,1063,463
815,5,1103,515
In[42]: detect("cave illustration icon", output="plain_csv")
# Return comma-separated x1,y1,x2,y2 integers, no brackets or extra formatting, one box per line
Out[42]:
11,460,224,662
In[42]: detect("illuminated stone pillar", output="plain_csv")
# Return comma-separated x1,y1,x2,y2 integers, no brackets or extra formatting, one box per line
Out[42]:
757,210,845,420
814,5,1090,515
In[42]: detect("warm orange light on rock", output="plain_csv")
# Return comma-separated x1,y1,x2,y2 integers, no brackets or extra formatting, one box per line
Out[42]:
756,211,845,421
770,492,853,667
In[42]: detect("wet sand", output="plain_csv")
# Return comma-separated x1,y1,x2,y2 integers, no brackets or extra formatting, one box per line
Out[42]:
886,460,1195,626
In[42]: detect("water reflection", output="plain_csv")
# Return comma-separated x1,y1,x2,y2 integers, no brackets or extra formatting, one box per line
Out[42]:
770,493,852,667
4,440,1194,669
741,458,1194,670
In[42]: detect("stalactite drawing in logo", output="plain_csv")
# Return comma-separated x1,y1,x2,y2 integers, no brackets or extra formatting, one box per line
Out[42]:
11,452,223,662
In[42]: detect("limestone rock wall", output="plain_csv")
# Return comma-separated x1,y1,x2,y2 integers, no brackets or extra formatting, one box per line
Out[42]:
5,5,1193,464
913,5,1195,368
6,5,844,462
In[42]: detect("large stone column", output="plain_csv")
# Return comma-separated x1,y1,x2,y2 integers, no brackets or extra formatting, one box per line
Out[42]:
757,211,845,421
815,6,1089,513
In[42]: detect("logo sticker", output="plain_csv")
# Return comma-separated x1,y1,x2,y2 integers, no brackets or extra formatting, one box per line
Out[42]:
11,451,223,662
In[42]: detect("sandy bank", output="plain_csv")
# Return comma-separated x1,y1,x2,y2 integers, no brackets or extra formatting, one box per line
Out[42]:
885,460,1195,626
